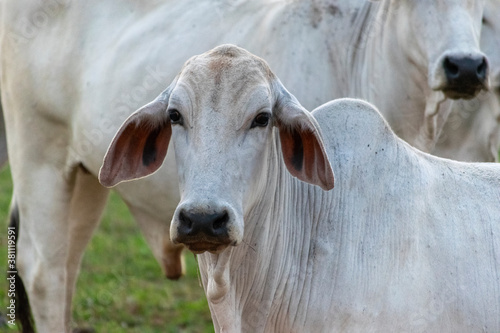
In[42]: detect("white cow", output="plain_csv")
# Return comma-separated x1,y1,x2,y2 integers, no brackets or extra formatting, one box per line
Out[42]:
343,0,489,152
101,44,500,333
433,0,500,162
0,0,487,331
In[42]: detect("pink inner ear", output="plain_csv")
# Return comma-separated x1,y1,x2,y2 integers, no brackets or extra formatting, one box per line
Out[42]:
99,116,171,187
279,127,334,190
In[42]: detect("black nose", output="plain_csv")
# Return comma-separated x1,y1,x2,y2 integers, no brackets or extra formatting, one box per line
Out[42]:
443,55,488,98
177,209,229,240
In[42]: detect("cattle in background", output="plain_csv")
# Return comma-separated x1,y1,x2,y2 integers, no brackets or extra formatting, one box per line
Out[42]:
101,44,500,332
0,0,487,331
433,0,500,162
345,0,489,151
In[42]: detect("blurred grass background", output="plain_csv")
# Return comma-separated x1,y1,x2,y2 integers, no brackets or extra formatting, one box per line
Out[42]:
0,166,214,333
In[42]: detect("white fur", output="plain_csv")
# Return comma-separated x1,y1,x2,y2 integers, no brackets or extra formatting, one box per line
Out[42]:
0,0,490,331
434,0,500,162
162,48,500,331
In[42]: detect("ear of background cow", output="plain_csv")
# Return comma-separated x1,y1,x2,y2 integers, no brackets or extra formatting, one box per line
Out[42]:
273,81,335,191
99,95,171,188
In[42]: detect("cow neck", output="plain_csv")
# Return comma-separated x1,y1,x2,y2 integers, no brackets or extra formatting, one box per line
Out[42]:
345,0,379,97
199,130,336,331
348,0,441,151
199,105,409,330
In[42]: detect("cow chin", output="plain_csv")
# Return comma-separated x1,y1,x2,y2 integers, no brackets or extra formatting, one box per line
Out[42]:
183,240,235,254
442,85,486,100
172,227,239,254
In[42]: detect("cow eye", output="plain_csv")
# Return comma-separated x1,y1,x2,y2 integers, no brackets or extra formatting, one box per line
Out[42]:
168,109,183,124
251,112,271,128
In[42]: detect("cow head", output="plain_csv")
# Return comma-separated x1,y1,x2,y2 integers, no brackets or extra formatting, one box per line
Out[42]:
99,44,334,254
385,0,489,99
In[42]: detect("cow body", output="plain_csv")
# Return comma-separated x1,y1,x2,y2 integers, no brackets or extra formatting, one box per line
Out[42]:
199,104,500,332
0,0,488,331
102,45,500,332
0,2,344,330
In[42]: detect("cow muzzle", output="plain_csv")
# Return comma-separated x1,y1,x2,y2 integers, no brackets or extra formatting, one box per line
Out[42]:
441,54,489,99
171,204,239,254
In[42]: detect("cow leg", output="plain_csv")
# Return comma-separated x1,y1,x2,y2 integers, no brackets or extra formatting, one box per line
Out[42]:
127,207,185,280
162,240,185,280
65,166,109,330
15,164,108,333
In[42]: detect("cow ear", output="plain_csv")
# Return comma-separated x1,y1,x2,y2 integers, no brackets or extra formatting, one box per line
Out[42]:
273,80,334,190
99,89,172,187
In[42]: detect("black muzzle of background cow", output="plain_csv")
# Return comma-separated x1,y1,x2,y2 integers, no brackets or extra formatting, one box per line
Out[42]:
443,55,488,99
175,209,232,253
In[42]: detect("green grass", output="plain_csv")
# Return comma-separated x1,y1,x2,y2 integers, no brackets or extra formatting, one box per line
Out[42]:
0,166,214,332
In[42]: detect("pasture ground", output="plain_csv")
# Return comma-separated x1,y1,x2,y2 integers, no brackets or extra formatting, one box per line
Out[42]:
0,166,214,333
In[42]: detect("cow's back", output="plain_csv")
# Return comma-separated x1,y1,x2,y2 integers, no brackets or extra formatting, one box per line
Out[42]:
0,0,349,175
310,99,500,332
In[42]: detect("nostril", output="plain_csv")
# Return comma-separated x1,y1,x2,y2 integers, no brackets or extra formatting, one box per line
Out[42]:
177,210,195,238
444,57,459,77
443,55,489,87
178,210,193,230
176,208,230,239
476,58,487,79
213,211,229,231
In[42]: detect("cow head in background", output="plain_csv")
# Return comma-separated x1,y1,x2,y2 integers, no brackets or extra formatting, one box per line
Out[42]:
385,0,489,99
432,0,500,161
361,0,489,151
99,44,334,254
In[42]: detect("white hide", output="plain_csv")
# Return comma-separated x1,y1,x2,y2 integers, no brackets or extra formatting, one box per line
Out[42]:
103,45,500,332
346,0,488,151
205,102,500,332
433,0,500,162
0,0,488,331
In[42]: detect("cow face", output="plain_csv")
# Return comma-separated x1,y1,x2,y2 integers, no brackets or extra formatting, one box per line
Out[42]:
389,0,488,99
99,45,334,254
167,46,334,253
167,49,278,253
